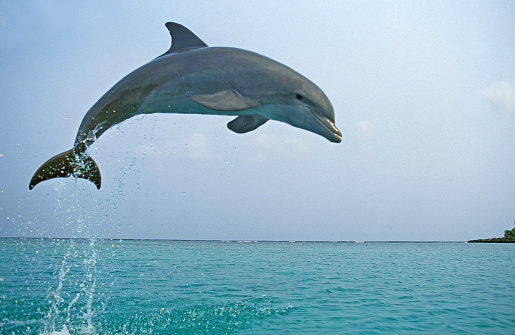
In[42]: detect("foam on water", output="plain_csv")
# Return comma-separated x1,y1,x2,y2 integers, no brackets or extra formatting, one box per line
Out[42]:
40,324,70,335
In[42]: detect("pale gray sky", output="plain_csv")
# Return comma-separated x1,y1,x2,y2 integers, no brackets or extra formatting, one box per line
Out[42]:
1,0,514,241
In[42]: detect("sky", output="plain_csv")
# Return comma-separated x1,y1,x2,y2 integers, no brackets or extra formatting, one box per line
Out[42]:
0,0,514,241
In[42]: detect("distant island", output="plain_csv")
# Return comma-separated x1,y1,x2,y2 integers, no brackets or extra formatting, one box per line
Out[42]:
468,227,515,243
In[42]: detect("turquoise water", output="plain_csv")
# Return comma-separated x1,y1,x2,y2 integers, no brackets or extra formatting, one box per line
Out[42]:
1,239,514,334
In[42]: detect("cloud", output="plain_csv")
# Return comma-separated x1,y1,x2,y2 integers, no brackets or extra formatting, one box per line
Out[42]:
182,133,216,160
246,134,308,163
127,132,216,161
481,81,515,111
354,120,373,139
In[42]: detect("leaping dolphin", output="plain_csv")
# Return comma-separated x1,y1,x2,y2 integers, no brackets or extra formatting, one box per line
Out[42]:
29,22,341,190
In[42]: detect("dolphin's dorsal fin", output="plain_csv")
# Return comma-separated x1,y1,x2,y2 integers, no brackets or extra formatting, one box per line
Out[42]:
191,90,260,111
157,22,208,58
227,115,269,133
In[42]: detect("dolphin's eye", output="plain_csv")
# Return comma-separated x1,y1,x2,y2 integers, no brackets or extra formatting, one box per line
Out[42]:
296,93,303,100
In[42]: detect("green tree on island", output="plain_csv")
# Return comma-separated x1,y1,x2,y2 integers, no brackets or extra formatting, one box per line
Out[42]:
469,226,515,243
504,227,515,240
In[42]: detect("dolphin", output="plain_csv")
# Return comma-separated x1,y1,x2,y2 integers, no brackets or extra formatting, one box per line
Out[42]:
29,22,341,190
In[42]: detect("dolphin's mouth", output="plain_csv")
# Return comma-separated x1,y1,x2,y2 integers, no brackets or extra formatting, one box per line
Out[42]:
311,110,342,143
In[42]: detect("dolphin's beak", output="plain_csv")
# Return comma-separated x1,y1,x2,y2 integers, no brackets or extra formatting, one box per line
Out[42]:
320,116,342,143
312,112,342,143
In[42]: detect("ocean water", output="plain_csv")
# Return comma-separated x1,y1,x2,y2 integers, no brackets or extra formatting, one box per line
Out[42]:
1,239,514,334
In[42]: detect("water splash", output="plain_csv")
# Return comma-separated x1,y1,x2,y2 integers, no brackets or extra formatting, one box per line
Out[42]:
42,239,98,334
82,238,97,334
42,240,73,334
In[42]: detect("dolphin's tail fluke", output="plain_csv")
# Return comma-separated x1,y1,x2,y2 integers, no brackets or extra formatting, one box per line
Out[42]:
29,145,101,190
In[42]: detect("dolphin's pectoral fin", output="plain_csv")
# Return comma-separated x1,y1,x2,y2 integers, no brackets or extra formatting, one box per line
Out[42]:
227,115,269,133
190,90,260,112
29,148,101,190
156,22,208,58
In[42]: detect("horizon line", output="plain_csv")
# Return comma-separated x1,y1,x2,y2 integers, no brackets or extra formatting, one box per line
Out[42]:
0,236,468,243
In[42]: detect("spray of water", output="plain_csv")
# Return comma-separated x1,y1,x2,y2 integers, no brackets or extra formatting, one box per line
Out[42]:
41,238,98,335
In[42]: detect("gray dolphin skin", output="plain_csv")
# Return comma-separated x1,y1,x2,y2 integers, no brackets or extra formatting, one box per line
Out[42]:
29,22,341,190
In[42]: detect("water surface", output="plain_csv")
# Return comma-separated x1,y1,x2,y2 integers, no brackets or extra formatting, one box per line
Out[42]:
1,239,514,334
